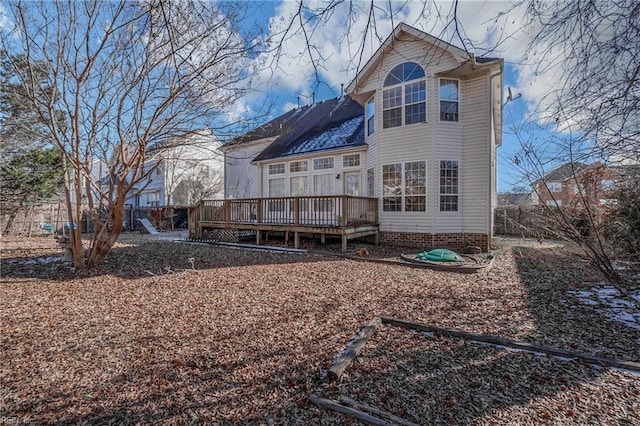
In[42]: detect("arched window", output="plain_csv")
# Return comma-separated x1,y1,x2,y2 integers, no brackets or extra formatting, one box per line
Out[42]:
382,62,426,128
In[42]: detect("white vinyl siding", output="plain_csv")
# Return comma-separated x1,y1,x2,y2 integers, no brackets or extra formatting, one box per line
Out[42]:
361,34,493,235
460,73,491,233
224,139,273,198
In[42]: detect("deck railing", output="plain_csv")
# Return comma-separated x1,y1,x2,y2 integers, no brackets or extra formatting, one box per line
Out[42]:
189,195,378,231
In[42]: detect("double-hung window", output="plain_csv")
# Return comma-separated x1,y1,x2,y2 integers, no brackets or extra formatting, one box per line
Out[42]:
439,79,459,122
439,161,459,211
382,161,426,212
366,98,375,135
382,62,426,128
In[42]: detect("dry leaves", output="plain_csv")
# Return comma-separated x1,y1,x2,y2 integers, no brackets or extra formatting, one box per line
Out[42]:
0,235,638,424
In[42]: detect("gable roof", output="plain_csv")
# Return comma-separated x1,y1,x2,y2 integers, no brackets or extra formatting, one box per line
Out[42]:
226,95,365,163
346,23,484,94
536,162,591,184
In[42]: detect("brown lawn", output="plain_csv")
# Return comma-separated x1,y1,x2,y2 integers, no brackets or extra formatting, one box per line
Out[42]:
1,234,639,424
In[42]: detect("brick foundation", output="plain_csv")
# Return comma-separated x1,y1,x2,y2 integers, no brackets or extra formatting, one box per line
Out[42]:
379,232,490,252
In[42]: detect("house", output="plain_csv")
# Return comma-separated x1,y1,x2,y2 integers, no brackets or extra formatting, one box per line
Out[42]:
530,161,640,209
128,129,224,208
530,162,591,207
120,129,224,229
215,23,503,251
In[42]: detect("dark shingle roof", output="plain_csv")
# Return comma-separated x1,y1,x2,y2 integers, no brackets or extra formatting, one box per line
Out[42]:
280,116,364,158
540,162,590,183
226,96,365,162
476,56,501,63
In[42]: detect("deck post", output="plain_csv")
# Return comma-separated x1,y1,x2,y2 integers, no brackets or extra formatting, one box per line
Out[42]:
257,199,263,223
294,231,300,249
294,198,300,225
341,234,348,252
341,196,348,227
374,231,379,246
256,230,262,245
321,234,326,244
224,201,230,222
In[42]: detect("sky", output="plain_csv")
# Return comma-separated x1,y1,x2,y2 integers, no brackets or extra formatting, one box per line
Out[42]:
0,0,562,193
227,0,547,193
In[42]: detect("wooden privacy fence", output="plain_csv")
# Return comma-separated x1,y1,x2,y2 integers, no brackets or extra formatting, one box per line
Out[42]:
189,195,379,252
494,206,552,237
494,205,595,238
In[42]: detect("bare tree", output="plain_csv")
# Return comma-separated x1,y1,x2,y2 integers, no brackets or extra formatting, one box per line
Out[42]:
503,0,640,284
2,0,257,267
519,0,640,164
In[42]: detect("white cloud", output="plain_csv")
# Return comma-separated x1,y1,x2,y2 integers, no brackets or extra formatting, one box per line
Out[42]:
252,1,533,95
0,3,10,31
236,0,597,139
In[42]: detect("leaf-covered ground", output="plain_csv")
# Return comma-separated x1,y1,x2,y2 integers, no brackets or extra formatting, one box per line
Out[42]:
1,234,639,424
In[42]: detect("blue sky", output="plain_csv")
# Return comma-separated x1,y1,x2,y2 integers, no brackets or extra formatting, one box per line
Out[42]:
227,0,545,193
0,0,551,192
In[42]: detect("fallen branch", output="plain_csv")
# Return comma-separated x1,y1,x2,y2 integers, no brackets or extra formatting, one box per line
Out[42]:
309,394,395,426
339,396,420,426
379,316,640,373
329,317,382,379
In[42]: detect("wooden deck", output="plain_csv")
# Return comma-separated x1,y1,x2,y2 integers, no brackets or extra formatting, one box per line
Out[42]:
188,196,379,252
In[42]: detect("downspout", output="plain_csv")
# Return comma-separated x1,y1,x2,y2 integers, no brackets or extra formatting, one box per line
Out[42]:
488,65,504,245
223,150,228,199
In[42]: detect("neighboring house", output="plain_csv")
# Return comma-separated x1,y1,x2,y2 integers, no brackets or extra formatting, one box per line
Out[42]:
221,23,503,251
128,129,224,208
531,162,590,207
532,161,640,208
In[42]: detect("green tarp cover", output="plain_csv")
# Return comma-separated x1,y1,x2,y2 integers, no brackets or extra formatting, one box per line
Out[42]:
416,249,465,262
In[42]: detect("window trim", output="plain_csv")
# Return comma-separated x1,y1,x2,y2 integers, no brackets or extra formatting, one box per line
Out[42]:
366,97,375,136
268,177,285,197
343,153,360,168
367,167,375,197
268,163,285,175
289,175,308,196
382,62,427,129
313,157,334,170
439,78,460,122
382,161,427,212
438,160,460,213
546,181,562,193
289,160,308,173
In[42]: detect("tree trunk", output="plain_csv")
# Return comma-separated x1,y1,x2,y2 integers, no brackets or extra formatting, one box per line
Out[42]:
3,206,21,235
86,200,125,267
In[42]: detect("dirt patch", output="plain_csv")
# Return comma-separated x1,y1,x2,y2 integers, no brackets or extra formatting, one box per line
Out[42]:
1,235,638,424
